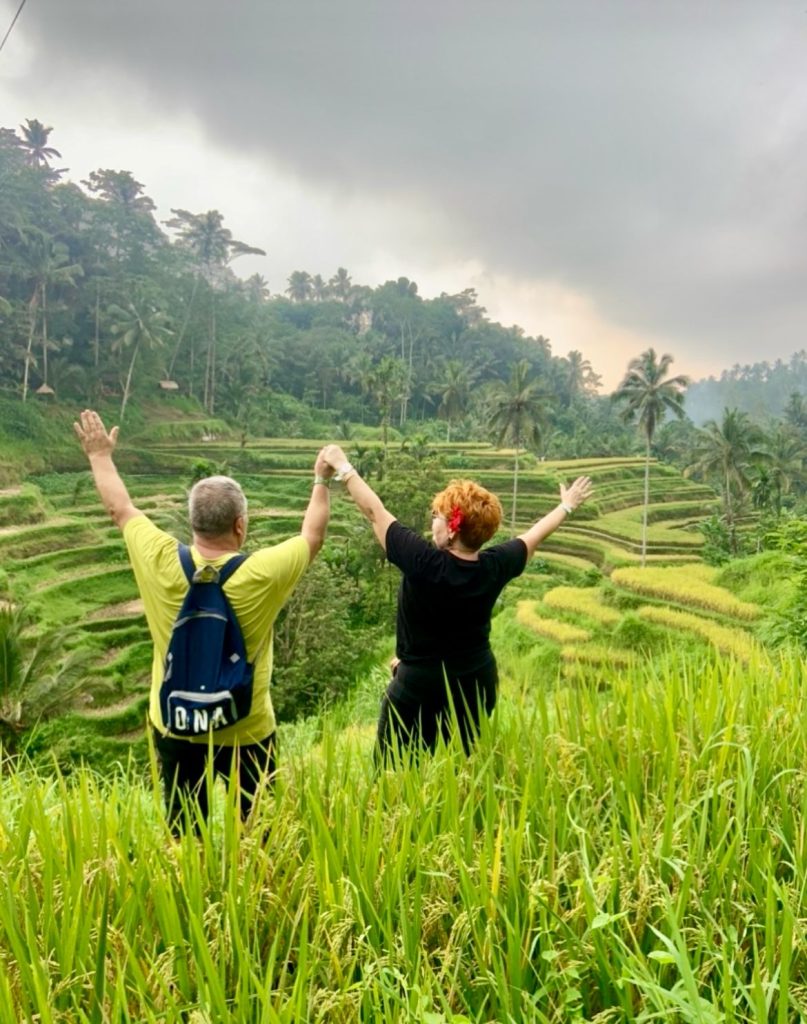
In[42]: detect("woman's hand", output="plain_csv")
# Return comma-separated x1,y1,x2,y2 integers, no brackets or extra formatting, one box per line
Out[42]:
322,444,349,471
560,476,593,512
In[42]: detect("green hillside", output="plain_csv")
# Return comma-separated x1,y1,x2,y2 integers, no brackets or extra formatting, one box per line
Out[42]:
0,426,768,771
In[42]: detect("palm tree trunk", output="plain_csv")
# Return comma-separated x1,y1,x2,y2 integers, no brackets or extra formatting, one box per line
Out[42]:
209,296,217,414
94,281,101,368
120,341,140,422
22,288,38,402
641,436,650,567
725,469,736,555
168,274,200,377
41,284,49,386
510,431,520,533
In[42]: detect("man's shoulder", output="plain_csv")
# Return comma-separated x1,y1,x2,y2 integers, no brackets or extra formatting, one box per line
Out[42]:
123,513,164,541
248,534,309,572
123,514,178,562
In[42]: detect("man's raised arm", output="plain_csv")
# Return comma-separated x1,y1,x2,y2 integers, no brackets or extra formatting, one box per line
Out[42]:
73,409,141,530
300,447,333,561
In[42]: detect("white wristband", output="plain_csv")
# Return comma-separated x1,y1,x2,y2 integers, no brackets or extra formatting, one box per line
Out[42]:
335,462,356,482
560,501,574,515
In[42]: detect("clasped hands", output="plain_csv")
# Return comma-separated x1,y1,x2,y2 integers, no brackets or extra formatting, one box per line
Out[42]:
314,444,350,480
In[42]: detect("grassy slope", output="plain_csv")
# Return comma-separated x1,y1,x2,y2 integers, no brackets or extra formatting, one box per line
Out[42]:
1,421,804,1020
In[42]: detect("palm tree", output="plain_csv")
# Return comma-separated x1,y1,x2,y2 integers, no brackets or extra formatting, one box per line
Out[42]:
165,209,264,411
367,356,408,463
82,168,156,212
329,267,352,301
243,274,270,303
437,359,477,441
612,349,689,566
784,392,807,434
311,274,329,301
749,425,807,519
488,360,549,531
18,119,61,171
562,350,602,404
109,299,173,421
286,270,314,303
685,408,765,554
0,607,92,756
18,231,83,400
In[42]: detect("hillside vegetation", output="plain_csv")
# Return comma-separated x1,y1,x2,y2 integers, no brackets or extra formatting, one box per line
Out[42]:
1,422,806,1019
0,429,746,764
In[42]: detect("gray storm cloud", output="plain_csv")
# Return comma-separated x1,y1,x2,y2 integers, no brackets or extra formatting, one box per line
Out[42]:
10,0,807,367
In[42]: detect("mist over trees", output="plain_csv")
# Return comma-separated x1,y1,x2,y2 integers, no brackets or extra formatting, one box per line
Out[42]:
685,354,807,427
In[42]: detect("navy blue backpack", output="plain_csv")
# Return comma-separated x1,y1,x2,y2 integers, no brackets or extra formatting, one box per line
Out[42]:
159,544,253,736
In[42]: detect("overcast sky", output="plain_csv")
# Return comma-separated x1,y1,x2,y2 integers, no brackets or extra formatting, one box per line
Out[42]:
1,0,805,389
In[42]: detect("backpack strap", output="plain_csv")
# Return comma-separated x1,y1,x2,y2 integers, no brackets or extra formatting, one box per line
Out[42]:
217,552,250,585
178,543,195,584
176,542,250,586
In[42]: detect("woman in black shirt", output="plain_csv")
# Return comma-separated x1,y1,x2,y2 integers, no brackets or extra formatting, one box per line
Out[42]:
321,445,592,757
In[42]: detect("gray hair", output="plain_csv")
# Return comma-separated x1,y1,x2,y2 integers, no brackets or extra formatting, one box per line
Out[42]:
188,476,248,537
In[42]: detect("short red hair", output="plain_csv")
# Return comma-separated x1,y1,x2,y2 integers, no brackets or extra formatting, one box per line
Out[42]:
432,479,502,551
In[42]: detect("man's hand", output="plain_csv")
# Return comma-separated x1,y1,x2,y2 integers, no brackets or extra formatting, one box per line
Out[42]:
74,410,119,459
315,448,335,479
322,444,349,471
73,409,139,529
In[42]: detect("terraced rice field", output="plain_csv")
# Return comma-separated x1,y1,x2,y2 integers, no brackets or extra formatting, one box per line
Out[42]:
1,431,724,762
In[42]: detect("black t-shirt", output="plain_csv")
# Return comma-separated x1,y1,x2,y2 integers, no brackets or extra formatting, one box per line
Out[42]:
385,520,528,673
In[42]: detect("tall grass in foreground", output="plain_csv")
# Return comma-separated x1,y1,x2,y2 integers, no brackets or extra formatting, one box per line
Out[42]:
1,649,806,1022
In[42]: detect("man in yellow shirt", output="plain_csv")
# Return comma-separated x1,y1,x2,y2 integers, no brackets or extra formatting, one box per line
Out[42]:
74,409,332,829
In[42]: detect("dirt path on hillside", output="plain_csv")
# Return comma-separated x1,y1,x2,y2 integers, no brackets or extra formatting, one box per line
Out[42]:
89,599,145,619
81,693,147,718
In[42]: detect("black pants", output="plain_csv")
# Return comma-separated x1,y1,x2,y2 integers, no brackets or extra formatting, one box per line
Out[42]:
153,729,276,831
376,654,498,761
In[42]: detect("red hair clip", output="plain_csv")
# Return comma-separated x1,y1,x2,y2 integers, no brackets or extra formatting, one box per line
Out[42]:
448,506,464,533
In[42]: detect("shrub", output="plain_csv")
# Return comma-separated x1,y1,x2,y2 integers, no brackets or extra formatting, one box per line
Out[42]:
611,613,667,652
272,559,383,722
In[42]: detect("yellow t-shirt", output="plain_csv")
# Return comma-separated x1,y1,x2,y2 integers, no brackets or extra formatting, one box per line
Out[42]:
123,515,310,744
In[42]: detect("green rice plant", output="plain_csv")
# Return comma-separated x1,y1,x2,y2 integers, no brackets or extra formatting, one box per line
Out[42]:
34,568,140,625
6,542,125,582
536,550,602,573
637,605,760,662
568,515,704,549
559,642,635,668
2,647,807,1020
612,566,762,622
515,600,591,643
0,485,47,528
0,520,100,560
543,586,622,626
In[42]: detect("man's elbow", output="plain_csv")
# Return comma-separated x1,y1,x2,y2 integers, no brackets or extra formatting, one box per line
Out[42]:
109,502,138,530
302,531,325,561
